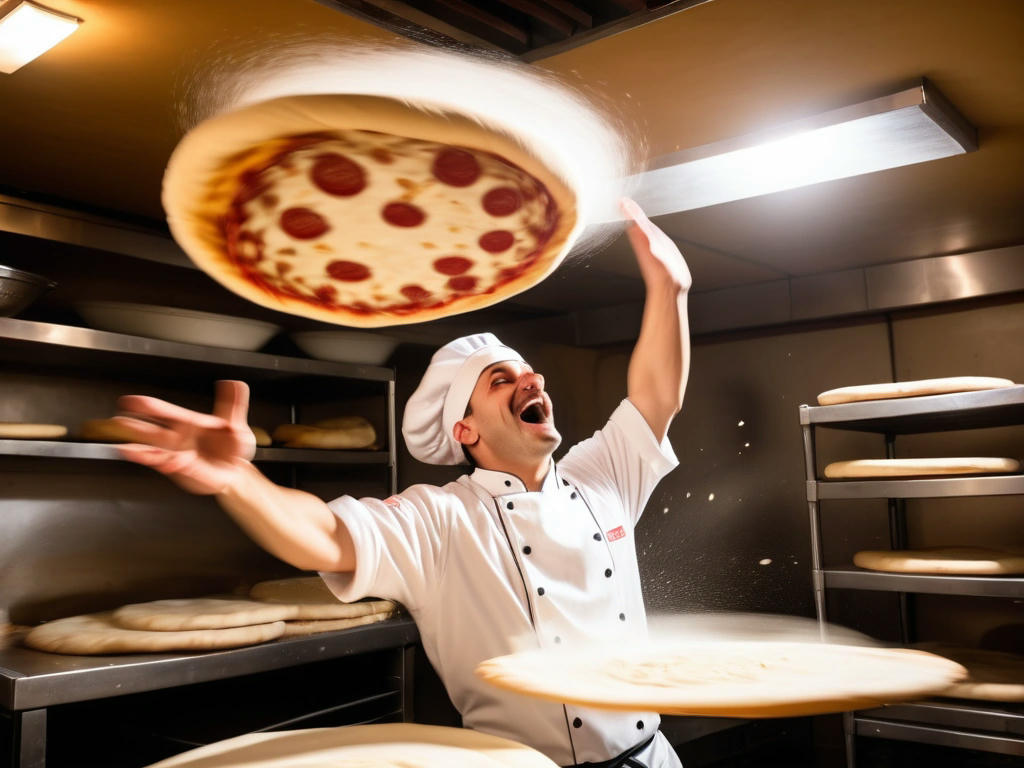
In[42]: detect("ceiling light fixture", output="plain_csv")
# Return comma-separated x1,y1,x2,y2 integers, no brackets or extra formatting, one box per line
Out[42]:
0,1,80,74
629,79,977,218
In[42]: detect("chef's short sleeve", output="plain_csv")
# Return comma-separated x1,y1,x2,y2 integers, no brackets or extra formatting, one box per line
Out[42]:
319,486,448,610
558,398,678,526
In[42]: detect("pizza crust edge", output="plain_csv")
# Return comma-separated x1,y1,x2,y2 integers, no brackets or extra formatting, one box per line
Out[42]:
163,94,582,327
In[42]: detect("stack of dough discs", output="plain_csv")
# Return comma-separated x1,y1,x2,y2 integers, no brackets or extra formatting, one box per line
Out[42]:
145,723,559,768
23,612,286,655
112,597,297,631
824,457,1020,478
250,576,396,635
853,546,1024,575
817,376,1016,406
475,640,966,718
0,423,67,439
272,416,376,449
913,643,1024,702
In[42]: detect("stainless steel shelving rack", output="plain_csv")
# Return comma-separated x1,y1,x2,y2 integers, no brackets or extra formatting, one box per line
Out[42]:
0,316,408,767
800,385,1024,766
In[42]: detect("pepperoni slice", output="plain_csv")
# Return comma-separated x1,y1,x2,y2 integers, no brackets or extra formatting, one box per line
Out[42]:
314,285,338,304
482,187,522,217
382,202,425,227
326,260,371,282
280,208,328,240
447,276,478,292
432,148,481,187
401,285,432,302
433,256,474,276
236,169,269,204
479,230,514,253
311,153,366,197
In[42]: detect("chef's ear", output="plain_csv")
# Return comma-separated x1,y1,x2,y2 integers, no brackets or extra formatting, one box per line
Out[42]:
453,420,478,447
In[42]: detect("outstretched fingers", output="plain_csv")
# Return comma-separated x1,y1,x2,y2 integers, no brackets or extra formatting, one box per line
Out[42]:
117,395,227,431
212,380,251,427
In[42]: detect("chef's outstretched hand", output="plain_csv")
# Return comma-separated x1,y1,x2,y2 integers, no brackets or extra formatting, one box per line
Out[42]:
621,197,692,293
114,380,257,495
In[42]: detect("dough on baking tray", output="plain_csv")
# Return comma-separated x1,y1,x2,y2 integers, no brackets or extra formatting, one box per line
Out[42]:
272,416,376,449
250,577,396,620
24,612,284,655
112,597,297,631
817,376,1015,406
144,722,559,767
853,546,1024,575
824,457,1020,478
281,609,395,637
0,423,67,439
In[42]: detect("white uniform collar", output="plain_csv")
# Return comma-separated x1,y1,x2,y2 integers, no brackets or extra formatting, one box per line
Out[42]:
469,460,563,497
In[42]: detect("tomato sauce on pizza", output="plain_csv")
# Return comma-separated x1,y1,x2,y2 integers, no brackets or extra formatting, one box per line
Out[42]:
220,130,559,318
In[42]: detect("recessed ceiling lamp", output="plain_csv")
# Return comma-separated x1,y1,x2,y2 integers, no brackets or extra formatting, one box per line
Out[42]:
0,0,80,74
629,79,977,218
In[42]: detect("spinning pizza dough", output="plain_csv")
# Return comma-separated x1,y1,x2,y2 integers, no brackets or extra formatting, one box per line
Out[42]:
250,577,395,620
817,376,1016,406
853,546,1024,575
475,641,966,718
24,612,285,655
163,94,581,327
145,723,559,768
914,643,1024,702
824,457,1020,478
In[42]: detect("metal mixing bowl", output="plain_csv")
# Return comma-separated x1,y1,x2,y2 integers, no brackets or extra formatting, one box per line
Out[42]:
0,265,57,317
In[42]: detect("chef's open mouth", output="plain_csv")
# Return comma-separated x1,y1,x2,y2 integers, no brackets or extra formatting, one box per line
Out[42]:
519,402,546,424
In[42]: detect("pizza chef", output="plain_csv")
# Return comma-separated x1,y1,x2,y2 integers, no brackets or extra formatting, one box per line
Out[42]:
115,199,691,768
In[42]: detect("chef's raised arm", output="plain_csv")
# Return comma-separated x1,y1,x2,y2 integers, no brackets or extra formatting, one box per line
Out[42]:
621,198,692,442
115,380,356,573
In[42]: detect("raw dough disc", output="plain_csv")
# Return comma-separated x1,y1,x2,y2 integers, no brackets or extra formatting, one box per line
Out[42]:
853,546,1024,575
145,723,559,767
0,423,67,439
817,377,1016,406
475,641,966,718
250,577,396,620
914,643,1024,702
824,457,1020,478
281,609,395,637
112,597,298,631
24,612,285,655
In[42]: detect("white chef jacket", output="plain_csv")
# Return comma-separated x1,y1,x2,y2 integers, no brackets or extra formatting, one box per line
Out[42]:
322,398,680,767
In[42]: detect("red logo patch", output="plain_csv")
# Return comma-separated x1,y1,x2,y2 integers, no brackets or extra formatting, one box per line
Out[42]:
383,496,402,509
606,525,626,542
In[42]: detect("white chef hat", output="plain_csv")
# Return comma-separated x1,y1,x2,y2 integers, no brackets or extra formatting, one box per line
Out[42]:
402,333,524,465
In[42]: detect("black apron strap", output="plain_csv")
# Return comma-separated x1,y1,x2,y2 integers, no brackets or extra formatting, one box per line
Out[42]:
564,733,656,768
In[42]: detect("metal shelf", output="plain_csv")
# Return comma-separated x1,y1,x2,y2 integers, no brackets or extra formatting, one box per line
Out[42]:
799,385,1024,433
823,568,1024,597
0,616,418,711
0,317,394,382
810,474,1024,500
854,700,1024,757
0,440,391,466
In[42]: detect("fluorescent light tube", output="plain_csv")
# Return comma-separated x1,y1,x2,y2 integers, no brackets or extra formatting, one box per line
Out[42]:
0,1,80,74
629,80,977,218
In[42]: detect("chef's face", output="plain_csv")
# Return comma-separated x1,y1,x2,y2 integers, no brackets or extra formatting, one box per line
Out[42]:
460,360,561,466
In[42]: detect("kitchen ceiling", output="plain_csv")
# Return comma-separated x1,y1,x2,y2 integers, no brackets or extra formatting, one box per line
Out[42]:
0,0,1022,325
